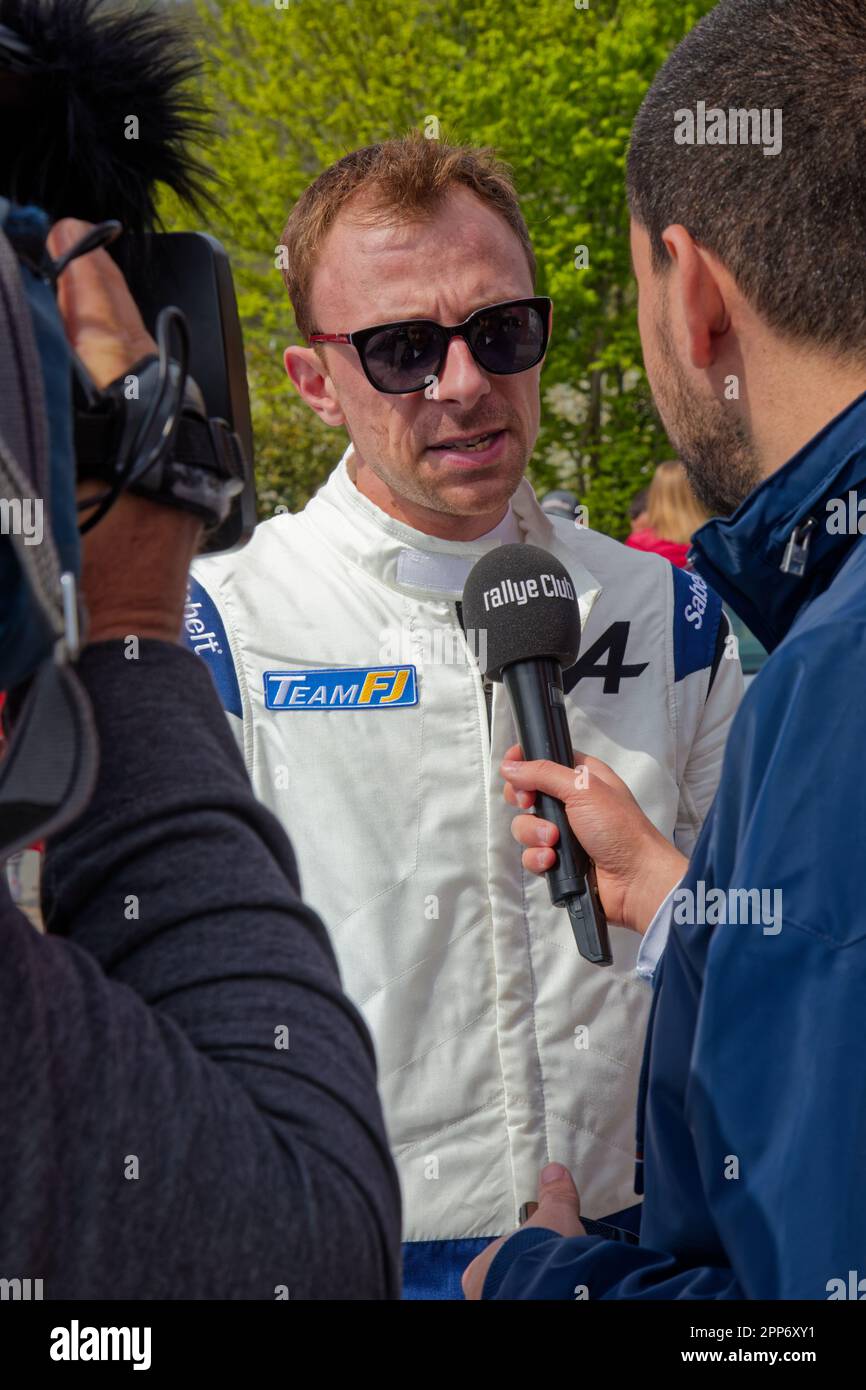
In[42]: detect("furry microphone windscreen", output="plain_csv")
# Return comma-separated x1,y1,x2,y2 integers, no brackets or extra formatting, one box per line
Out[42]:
0,0,215,234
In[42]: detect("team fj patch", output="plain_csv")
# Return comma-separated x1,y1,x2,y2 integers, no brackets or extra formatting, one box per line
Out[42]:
263,665,418,710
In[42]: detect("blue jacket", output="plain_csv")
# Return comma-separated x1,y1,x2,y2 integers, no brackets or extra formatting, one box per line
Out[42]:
484,389,866,1300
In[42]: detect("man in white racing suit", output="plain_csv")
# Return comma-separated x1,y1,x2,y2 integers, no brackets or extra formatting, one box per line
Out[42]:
186,136,742,1299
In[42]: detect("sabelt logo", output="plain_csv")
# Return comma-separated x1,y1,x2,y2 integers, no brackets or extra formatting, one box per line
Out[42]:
482,572,575,611
264,665,418,710
684,570,709,630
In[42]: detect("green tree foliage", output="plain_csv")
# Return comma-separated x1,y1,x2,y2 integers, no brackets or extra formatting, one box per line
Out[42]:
163,0,716,535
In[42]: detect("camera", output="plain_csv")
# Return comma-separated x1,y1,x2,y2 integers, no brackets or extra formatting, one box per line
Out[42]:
0,0,258,856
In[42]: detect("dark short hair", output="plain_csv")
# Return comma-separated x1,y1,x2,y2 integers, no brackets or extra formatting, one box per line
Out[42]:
626,0,866,363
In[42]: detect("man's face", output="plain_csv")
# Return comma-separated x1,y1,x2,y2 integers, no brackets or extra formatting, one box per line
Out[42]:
291,187,544,535
630,219,761,518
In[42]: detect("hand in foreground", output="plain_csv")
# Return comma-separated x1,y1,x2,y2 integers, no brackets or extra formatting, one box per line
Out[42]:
501,745,688,935
48,217,201,645
462,1163,585,1300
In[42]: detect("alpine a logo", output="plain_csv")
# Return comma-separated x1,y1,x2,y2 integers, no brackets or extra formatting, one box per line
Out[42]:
264,666,418,710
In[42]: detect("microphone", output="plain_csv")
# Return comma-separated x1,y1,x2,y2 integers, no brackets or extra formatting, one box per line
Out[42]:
462,543,612,966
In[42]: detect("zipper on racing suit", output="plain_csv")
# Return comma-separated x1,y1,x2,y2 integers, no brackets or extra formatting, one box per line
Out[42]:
455,600,493,737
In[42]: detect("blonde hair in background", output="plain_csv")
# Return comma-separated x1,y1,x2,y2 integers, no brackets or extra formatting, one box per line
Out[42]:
646,461,710,546
278,132,536,342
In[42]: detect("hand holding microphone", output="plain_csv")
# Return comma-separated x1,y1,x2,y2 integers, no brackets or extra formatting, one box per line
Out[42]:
462,543,687,954
501,745,687,938
463,543,613,963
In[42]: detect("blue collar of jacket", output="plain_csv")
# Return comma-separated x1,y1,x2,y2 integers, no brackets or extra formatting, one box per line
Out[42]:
688,388,866,652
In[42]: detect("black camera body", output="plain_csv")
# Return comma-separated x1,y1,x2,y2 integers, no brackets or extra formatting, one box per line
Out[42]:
108,231,257,553
0,0,260,857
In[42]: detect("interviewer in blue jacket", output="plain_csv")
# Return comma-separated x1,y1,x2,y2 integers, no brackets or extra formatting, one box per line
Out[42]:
464,0,866,1301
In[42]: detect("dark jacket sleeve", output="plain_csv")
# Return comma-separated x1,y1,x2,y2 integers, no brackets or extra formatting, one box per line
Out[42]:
485,622,866,1300
0,639,402,1300
483,1226,742,1300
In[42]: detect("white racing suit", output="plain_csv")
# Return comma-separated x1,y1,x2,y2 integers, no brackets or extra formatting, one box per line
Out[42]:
187,446,742,1297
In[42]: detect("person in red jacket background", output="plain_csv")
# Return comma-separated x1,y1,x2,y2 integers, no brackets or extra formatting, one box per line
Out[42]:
626,460,709,568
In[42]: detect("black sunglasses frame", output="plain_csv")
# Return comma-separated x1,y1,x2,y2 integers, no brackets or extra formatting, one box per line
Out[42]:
309,296,553,395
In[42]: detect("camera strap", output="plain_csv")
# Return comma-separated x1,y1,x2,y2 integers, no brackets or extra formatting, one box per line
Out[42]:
74,353,245,531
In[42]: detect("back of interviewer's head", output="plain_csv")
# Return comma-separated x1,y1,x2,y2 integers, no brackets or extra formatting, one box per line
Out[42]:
627,0,866,364
0,0,212,233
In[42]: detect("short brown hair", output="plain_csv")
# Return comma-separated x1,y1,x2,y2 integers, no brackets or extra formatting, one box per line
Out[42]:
278,133,536,341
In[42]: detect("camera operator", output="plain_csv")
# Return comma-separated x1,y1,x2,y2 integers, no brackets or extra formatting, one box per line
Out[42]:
0,219,401,1300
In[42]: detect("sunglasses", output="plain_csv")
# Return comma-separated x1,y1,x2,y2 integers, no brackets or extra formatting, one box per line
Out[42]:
309,296,552,395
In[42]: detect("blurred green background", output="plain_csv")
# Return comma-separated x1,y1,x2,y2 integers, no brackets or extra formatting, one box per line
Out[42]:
163,0,717,536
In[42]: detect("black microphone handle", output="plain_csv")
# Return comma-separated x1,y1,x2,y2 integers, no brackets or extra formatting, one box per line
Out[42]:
502,659,612,966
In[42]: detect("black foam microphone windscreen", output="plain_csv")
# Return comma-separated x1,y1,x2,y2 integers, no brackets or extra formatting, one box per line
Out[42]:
462,541,612,966
461,543,581,681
